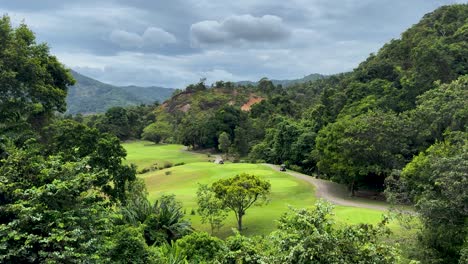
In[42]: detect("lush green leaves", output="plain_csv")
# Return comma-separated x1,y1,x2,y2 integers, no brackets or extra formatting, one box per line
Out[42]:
212,173,271,230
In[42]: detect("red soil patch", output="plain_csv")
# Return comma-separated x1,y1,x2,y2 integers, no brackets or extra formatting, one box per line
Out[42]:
241,97,264,111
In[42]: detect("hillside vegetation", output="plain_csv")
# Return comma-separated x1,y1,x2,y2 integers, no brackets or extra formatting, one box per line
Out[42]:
66,70,175,114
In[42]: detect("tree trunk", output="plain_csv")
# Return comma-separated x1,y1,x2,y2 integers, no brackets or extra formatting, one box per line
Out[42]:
237,212,243,231
349,180,355,197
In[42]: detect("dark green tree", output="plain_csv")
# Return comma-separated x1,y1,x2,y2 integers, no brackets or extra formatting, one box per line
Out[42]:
315,110,410,195
0,16,75,135
387,132,467,263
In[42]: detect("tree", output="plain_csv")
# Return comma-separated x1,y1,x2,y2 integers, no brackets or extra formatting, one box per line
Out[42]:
218,131,231,159
97,107,130,140
315,110,410,195
387,131,467,263
211,173,271,230
0,16,75,134
43,119,136,202
142,121,172,144
411,75,468,150
196,184,228,234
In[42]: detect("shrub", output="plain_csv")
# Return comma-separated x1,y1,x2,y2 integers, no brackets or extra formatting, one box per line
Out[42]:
174,162,185,166
163,162,173,169
176,232,226,262
165,171,171,176
138,168,151,174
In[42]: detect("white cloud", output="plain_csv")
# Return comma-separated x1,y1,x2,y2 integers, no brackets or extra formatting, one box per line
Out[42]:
109,27,176,49
143,27,177,46
109,30,142,48
191,14,291,46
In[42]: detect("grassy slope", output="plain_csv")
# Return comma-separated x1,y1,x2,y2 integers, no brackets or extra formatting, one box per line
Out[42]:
123,141,210,170
123,141,397,237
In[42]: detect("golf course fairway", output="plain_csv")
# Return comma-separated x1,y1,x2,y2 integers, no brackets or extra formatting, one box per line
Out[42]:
123,141,395,237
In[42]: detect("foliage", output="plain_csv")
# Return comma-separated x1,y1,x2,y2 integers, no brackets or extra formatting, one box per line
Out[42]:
0,16,75,135
107,226,155,264
268,201,398,264
388,131,467,263
218,131,231,158
211,173,271,230
43,119,136,202
142,121,173,143
0,144,114,263
196,184,228,234
143,195,193,246
176,232,226,262
222,230,265,264
315,110,410,194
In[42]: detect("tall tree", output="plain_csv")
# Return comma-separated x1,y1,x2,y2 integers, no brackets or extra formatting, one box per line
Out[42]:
218,131,231,159
0,16,74,135
315,110,410,195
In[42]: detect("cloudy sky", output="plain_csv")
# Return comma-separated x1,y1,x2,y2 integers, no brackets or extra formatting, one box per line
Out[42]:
0,0,463,88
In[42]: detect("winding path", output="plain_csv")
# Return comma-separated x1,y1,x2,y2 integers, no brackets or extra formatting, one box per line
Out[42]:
264,164,389,211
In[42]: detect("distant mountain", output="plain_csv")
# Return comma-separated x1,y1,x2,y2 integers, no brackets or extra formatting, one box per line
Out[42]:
66,71,175,114
237,73,326,87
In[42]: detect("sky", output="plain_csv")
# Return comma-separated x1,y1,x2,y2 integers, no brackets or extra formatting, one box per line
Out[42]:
0,0,463,88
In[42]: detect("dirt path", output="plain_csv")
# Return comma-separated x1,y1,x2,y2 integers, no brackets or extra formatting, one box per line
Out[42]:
264,164,389,211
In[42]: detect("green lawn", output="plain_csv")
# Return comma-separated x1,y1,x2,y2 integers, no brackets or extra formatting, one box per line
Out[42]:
123,141,397,238
141,162,318,237
122,141,210,170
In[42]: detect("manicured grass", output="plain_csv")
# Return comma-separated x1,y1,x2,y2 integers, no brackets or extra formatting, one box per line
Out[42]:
122,141,210,170
124,142,398,238
142,162,318,237
141,161,393,237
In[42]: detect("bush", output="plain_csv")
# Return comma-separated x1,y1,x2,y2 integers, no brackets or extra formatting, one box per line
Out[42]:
165,171,171,176
108,226,152,264
163,162,173,169
176,232,227,262
174,162,185,166
138,168,151,174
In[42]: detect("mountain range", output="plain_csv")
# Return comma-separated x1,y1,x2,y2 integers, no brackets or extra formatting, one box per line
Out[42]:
236,73,325,87
66,71,325,114
66,71,176,114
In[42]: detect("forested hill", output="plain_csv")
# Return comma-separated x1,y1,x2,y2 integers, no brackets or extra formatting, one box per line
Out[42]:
66,70,175,114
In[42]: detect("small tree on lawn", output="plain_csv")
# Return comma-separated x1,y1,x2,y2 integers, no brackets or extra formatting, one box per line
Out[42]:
196,184,228,234
218,132,231,160
211,173,271,231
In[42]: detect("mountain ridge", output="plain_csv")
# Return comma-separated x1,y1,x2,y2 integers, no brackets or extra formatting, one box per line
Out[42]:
66,70,175,114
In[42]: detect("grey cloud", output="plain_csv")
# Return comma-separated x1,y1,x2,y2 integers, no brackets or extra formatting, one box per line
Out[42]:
1,0,464,88
191,14,291,46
